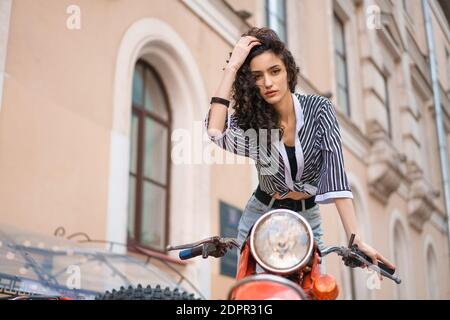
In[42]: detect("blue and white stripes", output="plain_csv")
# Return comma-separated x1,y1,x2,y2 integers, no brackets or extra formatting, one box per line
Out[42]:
204,92,353,204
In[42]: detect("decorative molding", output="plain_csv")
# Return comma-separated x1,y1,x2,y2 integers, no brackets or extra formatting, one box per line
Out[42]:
397,182,410,201
367,126,405,204
410,65,432,102
363,83,385,108
430,0,450,44
426,83,450,134
298,74,332,98
430,211,448,234
0,0,12,112
333,0,353,22
343,172,375,300
406,31,431,89
423,234,440,299
361,56,385,81
181,0,250,46
406,172,437,232
338,112,371,164
438,82,450,124
376,24,402,62
389,209,414,299
346,172,373,243
403,7,416,38
374,0,405,62
109,18,211,297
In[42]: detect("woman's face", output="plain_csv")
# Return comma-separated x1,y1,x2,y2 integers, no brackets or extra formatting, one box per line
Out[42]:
249,51,289,104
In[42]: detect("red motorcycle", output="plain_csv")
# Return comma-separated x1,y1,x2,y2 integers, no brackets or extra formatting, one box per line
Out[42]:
167,208,401,300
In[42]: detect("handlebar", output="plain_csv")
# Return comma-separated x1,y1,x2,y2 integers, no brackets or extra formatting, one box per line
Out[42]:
167,234,402,284
167,236,240,260
321,234,402,284
179,246,205,260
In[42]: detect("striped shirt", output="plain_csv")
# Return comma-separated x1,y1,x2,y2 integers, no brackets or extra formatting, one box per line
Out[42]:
204,92,353,204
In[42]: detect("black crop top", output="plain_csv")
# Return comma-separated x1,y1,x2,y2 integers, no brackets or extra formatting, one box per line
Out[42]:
284,144,297,182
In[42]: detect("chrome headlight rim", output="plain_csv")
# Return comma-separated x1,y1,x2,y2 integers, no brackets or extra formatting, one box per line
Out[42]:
249,209,314,274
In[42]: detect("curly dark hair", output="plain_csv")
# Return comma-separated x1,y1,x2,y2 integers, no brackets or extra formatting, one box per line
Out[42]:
231,27,300,139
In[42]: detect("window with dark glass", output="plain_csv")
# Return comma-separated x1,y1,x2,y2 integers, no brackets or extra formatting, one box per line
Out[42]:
128,59,171,251
403,0,410,16
266,0,287,43
383,73,393,139
446,48,450,92
334,14,351,116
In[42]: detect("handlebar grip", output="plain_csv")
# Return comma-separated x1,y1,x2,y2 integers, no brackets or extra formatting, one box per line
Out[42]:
355,249,395,275
376,261,395,276
179,246,204,260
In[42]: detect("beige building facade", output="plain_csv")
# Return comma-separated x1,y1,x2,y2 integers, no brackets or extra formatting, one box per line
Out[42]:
0,0,449,299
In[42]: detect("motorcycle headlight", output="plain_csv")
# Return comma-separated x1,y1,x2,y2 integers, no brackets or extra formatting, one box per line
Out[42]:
250,209,314,274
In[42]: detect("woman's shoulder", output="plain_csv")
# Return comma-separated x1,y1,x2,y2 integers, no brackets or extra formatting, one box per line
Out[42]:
294,92,330,107
294,93,331,118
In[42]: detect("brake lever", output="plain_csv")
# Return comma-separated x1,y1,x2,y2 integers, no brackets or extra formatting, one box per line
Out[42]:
167,236,240,258
346,234,402,284
205,237,240,258
349,251,402,284
166,236,222,251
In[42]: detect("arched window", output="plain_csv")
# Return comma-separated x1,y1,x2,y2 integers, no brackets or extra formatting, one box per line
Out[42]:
393,222,408,299
127,59,171,251
339,187,371,299
426,244,439,299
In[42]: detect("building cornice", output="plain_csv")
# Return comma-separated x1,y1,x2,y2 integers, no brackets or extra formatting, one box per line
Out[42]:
181,0,251,46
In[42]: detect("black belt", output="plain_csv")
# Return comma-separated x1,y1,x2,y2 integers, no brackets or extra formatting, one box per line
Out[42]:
254,185,317,211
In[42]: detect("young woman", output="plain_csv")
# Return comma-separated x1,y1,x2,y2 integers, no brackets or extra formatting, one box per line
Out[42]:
205,27,395,276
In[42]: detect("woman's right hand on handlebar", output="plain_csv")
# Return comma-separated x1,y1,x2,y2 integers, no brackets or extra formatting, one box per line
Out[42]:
227,36,262,72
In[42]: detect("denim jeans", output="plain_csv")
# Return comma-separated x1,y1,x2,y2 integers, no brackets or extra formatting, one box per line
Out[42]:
237,193,326,274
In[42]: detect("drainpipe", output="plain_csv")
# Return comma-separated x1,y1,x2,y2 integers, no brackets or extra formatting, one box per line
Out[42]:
422,0,450,266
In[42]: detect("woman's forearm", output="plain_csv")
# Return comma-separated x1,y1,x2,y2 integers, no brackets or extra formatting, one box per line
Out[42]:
334,198,363,245
207,66,237,136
